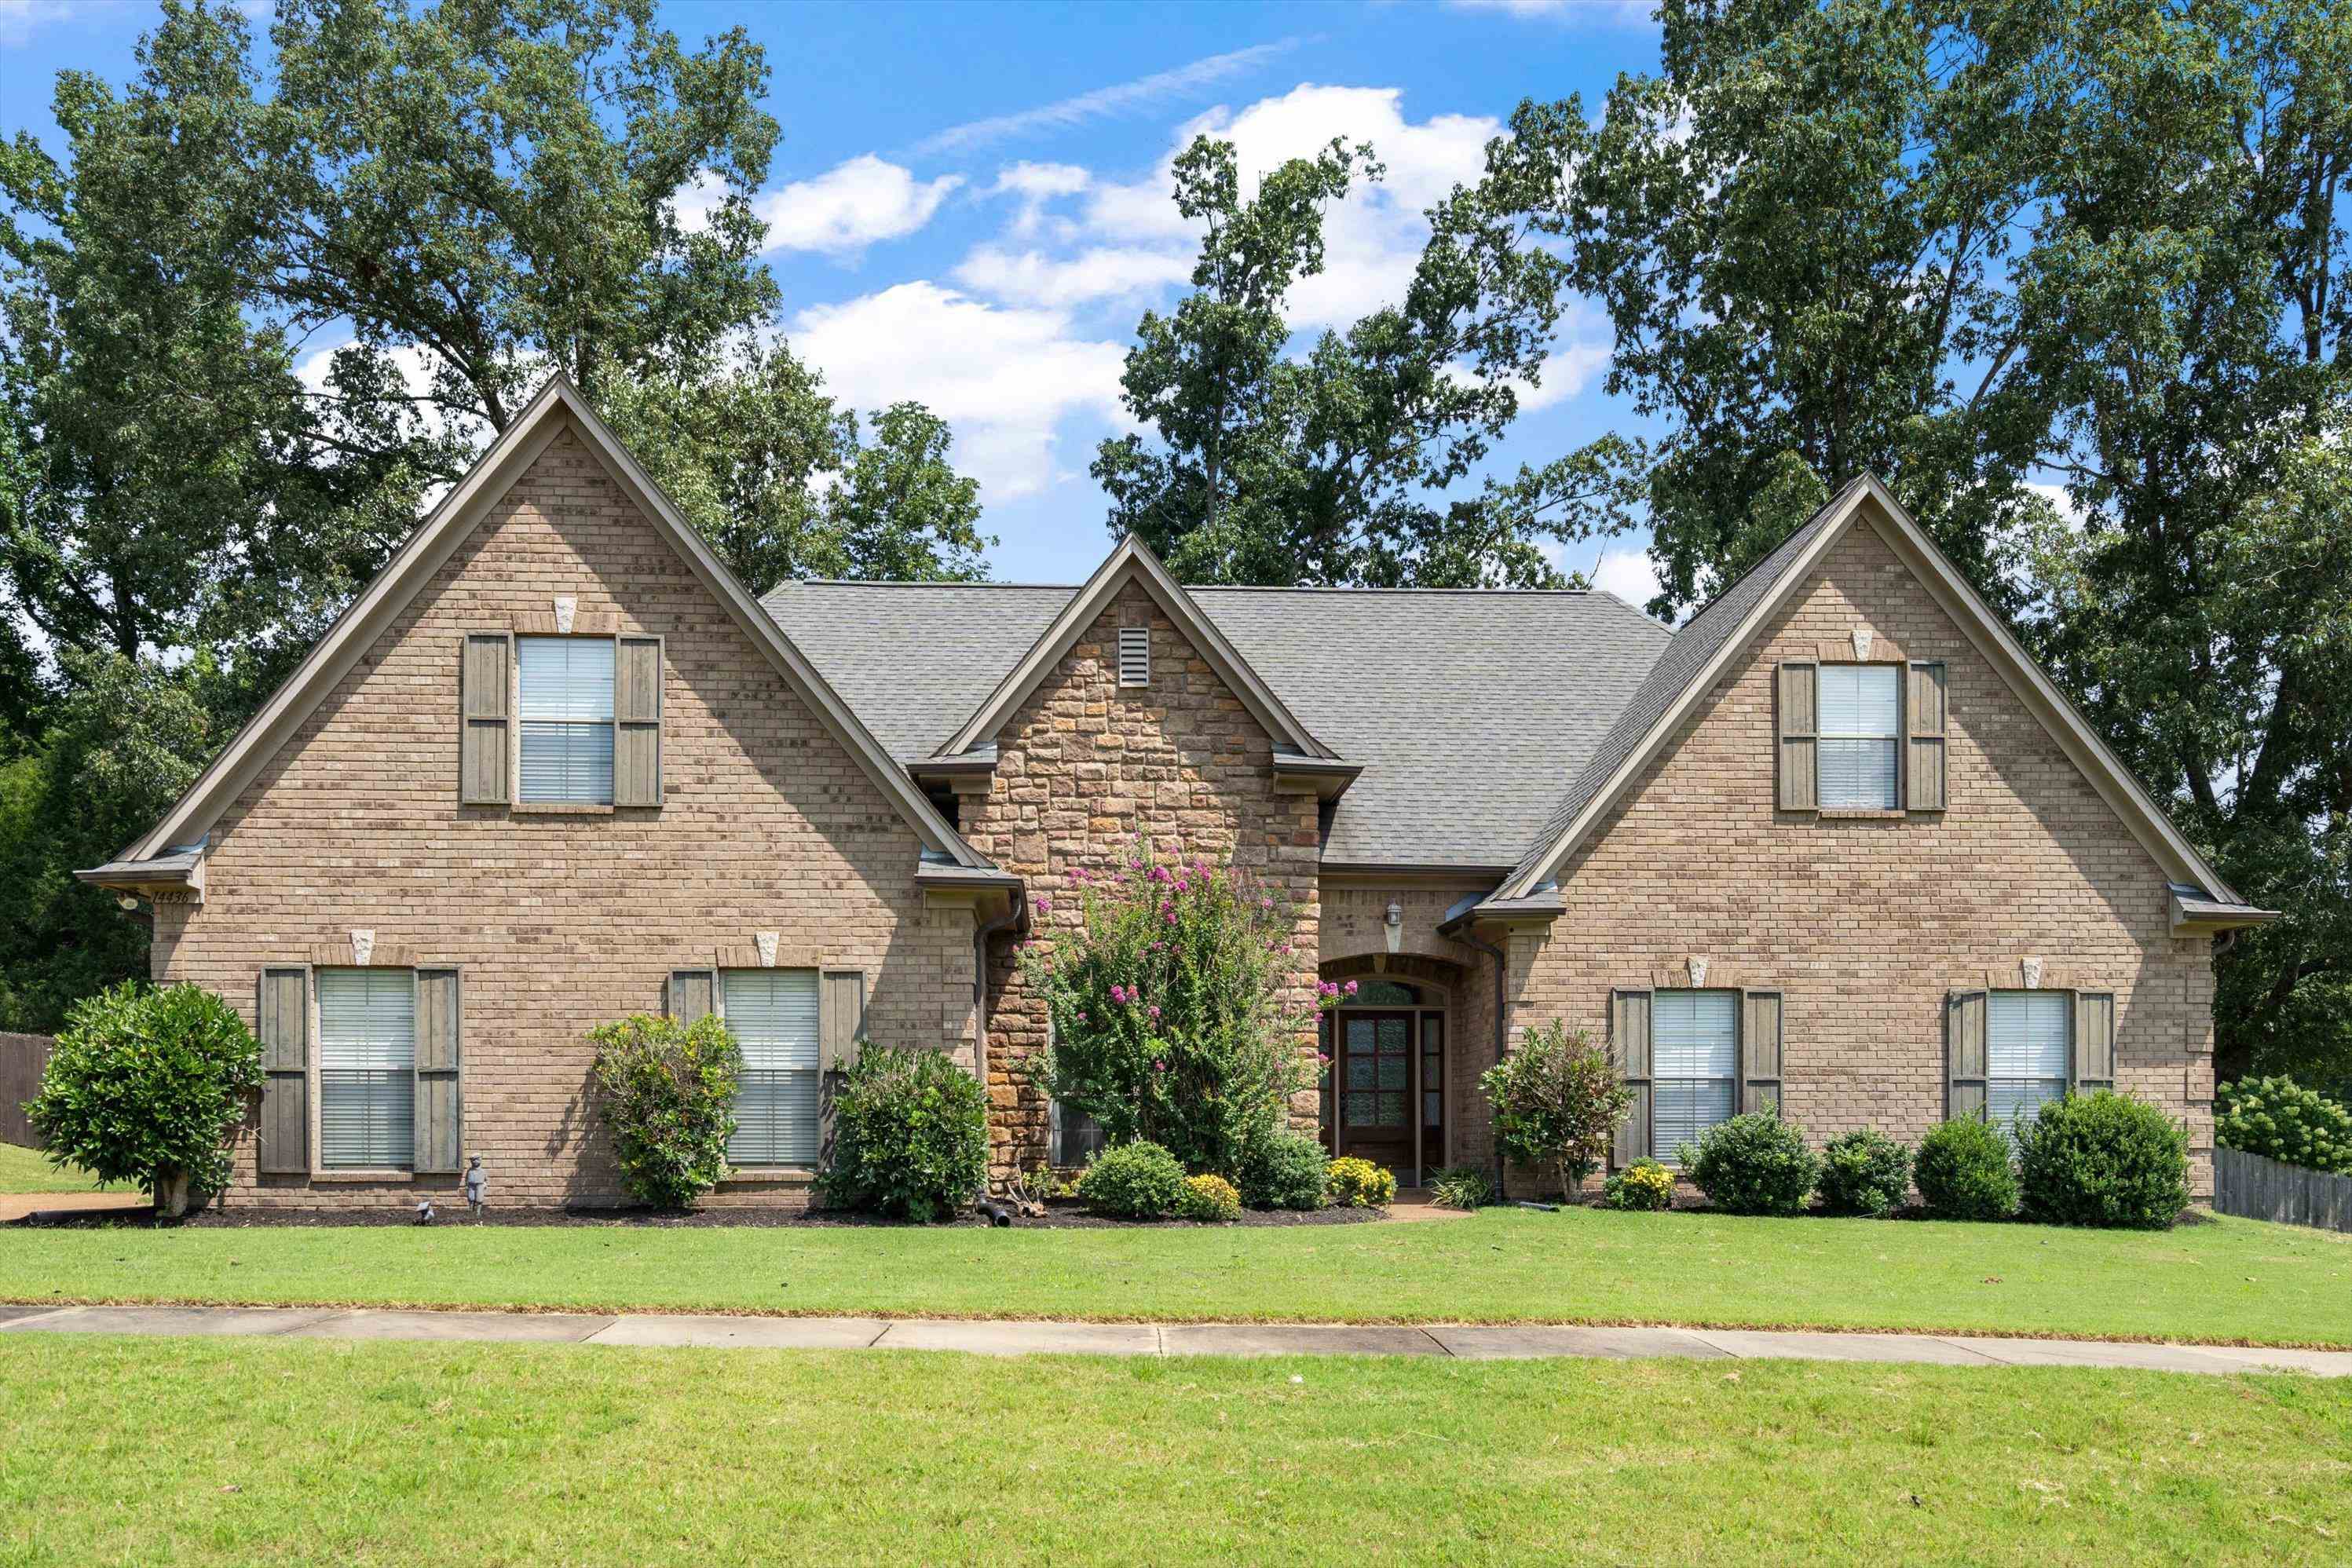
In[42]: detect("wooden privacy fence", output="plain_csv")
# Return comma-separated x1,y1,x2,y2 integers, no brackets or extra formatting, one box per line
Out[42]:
0,1033,53,1149
2214,1144,2352,1234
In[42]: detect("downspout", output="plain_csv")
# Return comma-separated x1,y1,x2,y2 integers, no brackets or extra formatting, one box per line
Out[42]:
1458,924,1509,1204
1439,899,1511,1204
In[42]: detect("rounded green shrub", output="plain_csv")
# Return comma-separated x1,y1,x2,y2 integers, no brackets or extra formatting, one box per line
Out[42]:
586,1013,741,1209
1325,1154,1395,1208
2215,1076,2352,1173
1176,1172,1242,1223
1428,1164,1497,1210
1914,1117,2018,1221
26,981,263,1213
2015,1091,2189,1229
817,1044,990,1223
1683,1112,1818,1216
1600,1157,1674,1211
1237,1127,1330,1211
1078,1140,1187,1219
1814,1129,1914,1217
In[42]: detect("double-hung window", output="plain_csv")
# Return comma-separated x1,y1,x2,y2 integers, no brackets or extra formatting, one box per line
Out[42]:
1988,990,2069,1134
1818,664,1900,809
517,636,615,804
1652,990,1738,1159
723,969,822,1166
317,968,415,1168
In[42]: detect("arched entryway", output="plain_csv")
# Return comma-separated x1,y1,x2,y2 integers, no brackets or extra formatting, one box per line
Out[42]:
1318,954,1464,1187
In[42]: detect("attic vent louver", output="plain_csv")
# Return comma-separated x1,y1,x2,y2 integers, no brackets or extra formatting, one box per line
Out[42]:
1117,626,1150,688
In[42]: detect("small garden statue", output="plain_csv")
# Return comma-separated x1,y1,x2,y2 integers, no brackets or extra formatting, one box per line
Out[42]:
463,1153,488,1219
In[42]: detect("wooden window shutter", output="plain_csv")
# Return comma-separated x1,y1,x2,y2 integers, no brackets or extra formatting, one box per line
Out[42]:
460,632,513,804
1946,989,1988,1121
1611,989,1653,1167
413,969,463,1173
613,634,664,807
1907,660,1947,812
669,969,716,1025
1741,991,1783,1115
820,970,866,1073
1776,661,1818,810
2073,992,2116,1095
255,967,310,1175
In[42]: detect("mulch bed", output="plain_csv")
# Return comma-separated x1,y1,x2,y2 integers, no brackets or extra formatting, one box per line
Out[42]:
21,1201,1386,1231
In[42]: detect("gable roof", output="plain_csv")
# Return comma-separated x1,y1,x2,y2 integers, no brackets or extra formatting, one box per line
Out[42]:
1490,473,2251,909
110,375,993,874
931,535,1339,762
766,576,1670,870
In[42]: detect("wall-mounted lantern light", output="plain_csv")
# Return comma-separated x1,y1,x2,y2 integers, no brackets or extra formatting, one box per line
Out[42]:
1384,900,1404,956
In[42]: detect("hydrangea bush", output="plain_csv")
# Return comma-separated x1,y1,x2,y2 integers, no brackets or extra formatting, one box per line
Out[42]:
1022,842,1319,1181
2215,1076,2352,1173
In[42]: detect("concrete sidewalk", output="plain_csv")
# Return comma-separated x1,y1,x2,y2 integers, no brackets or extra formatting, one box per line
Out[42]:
3,1303,2344,1374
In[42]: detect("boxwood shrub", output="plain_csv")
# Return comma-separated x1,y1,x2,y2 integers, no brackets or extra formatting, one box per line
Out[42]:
1914,1116,2018,1221
1814,1129,1913,1217
1683,1113,1818,1216
1078,1140,1187,1219
2015,1091,2189,1229
1237,1127,1329,1210
816,1044,989,1223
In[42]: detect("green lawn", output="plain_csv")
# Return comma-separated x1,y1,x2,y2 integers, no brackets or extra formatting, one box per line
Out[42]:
7,1207,2347,1347
0,1139,119,1194
0,1336,2343,1566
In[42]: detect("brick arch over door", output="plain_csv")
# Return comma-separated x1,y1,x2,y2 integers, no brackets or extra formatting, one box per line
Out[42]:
1319,952,1468,994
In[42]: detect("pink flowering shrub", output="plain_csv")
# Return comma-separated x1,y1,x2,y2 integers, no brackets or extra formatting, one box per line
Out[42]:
1021,842,1319,1179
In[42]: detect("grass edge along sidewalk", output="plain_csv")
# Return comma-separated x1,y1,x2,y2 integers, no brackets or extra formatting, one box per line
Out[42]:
5,1206,2347,1350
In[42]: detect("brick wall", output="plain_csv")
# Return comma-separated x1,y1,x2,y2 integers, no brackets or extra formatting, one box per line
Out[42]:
964,581,1322,1179
1506,514,2217,1195
156,423,973,1209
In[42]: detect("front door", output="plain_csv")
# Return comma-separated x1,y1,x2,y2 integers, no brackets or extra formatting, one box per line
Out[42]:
1338,1012,1414,1176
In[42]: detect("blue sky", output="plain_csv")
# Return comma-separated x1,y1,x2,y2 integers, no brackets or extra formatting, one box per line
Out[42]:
0,0,1673,598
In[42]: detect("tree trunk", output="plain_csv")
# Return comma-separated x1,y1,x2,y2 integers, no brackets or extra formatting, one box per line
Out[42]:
154,1165,190,1219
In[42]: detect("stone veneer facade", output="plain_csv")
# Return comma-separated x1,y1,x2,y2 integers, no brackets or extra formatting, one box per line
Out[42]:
960,582,1323,1181
152,426,976,1208
1504,516,2217,1197
137,422,2222,1209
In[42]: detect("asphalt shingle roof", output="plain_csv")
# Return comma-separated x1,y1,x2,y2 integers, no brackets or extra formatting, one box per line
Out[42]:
1498,477,1866,890
764,576,1670,871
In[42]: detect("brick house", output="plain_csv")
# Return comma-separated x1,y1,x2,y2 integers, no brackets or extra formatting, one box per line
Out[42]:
82,378,2273,1208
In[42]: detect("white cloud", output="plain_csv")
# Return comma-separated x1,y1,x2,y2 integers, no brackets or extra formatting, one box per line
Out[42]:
0,0,72,47
988,162,1093,238
953,244,1193,309
1590,546,1668,615
788,283,1127,502
1082,85,1502,330
755,155,962,257
914,40,1301,155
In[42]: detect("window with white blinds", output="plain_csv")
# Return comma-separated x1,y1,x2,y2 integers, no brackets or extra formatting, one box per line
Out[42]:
1818,664,1900,808
1653,989,1738,1160
517,637,614,804
723,969,821,1165
1988,989,2070,1135
318,968,415,1168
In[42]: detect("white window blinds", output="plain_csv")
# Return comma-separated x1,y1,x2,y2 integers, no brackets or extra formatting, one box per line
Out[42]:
723,969,821,1165
1988,990,2069,1135
1818,664,1900,808
518,637,614,804
1653,989,1737,1160
318,968,415,1168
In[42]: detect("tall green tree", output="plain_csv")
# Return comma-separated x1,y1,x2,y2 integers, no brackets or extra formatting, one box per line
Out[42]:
597,348,989,593
1095,133,1639,587
1559,0,2350,1081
